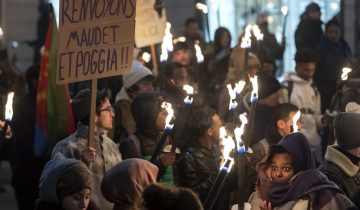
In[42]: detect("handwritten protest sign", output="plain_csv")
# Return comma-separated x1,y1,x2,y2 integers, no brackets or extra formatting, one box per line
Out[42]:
135,0,166,48
57,0,136,84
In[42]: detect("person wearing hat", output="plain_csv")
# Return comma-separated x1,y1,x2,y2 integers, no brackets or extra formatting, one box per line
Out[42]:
36,153,98,210
282,49,327,165
249,132,357,209
119,92,176,184
52,88,122,210
319,112,360,207
113,60,155,144
295,2,323,51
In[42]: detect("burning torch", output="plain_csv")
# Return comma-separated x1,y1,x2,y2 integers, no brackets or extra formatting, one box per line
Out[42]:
149,102,175,163
1,91,14,139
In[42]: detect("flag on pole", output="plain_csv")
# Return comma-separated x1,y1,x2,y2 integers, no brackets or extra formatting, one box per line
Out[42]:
34,11,75,157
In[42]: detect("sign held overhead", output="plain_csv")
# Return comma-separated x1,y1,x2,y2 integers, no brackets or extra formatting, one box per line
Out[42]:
57,0,137,84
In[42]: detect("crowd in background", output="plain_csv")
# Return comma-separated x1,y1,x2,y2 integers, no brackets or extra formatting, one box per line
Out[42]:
0,2,359,210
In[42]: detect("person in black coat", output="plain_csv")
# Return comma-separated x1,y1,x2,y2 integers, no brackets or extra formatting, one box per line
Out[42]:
295,3,323,51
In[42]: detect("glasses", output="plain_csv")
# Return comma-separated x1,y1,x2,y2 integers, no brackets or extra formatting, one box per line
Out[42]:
99,106,115,113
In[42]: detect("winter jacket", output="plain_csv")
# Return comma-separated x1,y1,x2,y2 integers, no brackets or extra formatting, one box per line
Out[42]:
177,145,221,202
319,145,360,207
295,13,323,50
282,73,323,163
51,122,122,210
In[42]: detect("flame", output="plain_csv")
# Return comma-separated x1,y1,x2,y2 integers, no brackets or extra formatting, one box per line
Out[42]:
252,25,264,41
141,52,151,63
281,6,288,16
220,127,235,160
241,24,252,49
250,76,258,103
292,110,301,132
161,102,174,130
194,41,204,63
173,36,186,44
341,67,352,81
196,3,208,14
234,113,248,149
235,80,246,94
227,84,238,110
183,84,194,104
4,92,14,121
160,22,173,62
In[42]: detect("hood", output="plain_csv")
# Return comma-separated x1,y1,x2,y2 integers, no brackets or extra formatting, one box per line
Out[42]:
115,87,131,103
101,158,158,205
325,146,359,177
39,153,90,204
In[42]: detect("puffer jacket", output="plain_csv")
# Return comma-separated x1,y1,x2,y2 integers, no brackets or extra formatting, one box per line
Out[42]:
177,145,221,202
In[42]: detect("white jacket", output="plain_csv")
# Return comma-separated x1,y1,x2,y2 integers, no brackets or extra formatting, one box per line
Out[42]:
282,73,323,161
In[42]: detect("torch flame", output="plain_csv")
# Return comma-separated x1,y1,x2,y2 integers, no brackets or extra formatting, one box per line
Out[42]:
196,3,208,14
173,36,186,44
5,92,14,121
241,25,252,49
160,22,173,62
183,84,194,104
227,84,238,110
194,41,204,63
341,67,352,81
292,110,301,133
252,25,264,41
220,126,235,161
250,76,258,103
234,113,248,149
161,102,174,130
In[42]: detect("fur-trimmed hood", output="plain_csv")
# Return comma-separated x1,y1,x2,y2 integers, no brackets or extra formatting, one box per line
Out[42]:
324,145,359,177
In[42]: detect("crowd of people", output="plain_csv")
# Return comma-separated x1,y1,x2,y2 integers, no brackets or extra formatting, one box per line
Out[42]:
0,2,359,210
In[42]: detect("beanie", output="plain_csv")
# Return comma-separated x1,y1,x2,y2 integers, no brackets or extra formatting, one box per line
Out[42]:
56,162,92,199
71,88,111,121
123,60,154,88
333,112,360,150
257,72,281,100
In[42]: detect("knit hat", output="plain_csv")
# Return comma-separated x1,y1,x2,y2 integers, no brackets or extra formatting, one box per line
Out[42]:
57,162,92,200
257,72,281,100
123,60,154,88
333,112,360,150
39,153,91,203
71,88,111,121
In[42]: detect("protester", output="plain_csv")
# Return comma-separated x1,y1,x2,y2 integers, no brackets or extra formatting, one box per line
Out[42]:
203,27,232,109
136,183,203,210
319,112,360,207
177,107,222,203
251,12,285,64
249,132,357,210
282,49,326,165
113,60,155,144
183,17,206,51
36,153,98,210
295,2,323,50
119,92,176,184
315,18,352,112
51,88,122,210
101,158,158,210
162,62,189,105
11,64,47,210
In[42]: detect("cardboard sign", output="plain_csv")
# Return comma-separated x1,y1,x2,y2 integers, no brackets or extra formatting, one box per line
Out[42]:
57,0,136,84
135,0,166,48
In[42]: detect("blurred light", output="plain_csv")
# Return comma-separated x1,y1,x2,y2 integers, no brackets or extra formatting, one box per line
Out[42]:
210,0,219,11
11,41,19,48
0,27,4,39
281,6,288,16
142,52,151,63
267,16,274,24
196,3,208,14
329,3,338,11
267,2,275,9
